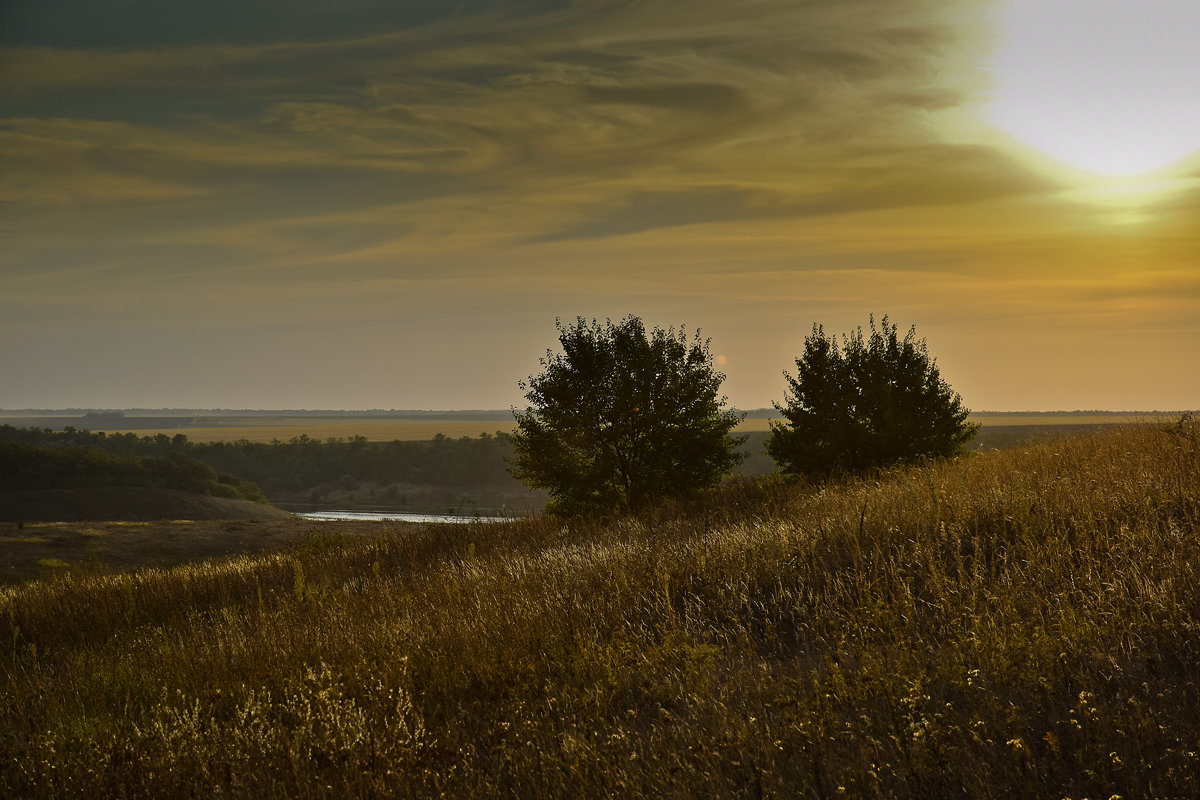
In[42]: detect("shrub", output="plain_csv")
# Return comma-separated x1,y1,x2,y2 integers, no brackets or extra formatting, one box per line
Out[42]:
510,316,745,514
768,315,977,477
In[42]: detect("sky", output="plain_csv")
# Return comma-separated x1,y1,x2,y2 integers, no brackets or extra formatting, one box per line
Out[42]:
2,0,1198,411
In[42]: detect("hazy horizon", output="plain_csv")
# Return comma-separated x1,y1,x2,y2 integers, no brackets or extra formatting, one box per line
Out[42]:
2,407,1194,417
4,1,1199,411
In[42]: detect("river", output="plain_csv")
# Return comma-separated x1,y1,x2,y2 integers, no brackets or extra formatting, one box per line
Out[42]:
296,510,515,524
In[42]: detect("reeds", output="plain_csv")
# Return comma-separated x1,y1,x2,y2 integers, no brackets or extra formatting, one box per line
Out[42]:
2,420,1198,797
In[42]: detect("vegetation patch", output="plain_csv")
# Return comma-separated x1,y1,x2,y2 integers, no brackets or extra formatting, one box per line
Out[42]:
0,425,542,517
1,421,1197,797
0,437,273,522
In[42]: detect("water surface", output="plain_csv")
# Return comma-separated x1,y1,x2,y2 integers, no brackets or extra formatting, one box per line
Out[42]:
296,510,512,524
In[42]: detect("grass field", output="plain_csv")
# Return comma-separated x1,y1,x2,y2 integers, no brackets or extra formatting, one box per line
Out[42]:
967,413,1178,427
2,420,1197,797
83,413,1180,443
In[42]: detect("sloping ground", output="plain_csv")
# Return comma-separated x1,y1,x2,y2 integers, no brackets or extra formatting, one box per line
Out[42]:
0,518,389,586
2,422,1198,798
0,487,293,522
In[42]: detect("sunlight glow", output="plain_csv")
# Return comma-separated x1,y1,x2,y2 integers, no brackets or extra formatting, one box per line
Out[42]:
987,0,1200,177
1061,176,1199,225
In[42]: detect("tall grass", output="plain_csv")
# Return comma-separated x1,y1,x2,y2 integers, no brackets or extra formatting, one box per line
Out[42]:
2,421,1198,797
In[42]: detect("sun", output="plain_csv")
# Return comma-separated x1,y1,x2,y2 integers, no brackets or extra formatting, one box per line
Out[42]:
985,0,1200,178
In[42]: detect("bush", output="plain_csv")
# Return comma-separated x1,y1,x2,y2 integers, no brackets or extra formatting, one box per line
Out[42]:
510,316,745,514
768,315,978,477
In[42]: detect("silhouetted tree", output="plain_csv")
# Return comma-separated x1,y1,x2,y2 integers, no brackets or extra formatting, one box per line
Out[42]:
768,315,977,477
510,316,745,514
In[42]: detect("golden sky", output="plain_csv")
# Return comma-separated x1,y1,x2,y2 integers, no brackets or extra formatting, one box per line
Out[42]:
2,0,1198,410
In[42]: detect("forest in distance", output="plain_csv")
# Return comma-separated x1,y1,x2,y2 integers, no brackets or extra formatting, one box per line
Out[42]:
0,412,1182,517
0,425,536,518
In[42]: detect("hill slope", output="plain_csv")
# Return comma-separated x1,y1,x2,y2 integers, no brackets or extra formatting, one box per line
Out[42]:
2,419,1198,797
0,487,293,522
0,437,279,521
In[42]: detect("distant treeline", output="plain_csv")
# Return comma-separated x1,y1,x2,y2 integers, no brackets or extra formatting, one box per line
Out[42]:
0,422,1112,510
0,426,522,500
198,433,521,495
0,409,521,420
0,438,266,503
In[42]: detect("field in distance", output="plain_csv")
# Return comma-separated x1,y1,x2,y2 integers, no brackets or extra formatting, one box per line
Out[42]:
60,412,1185,443
1,411,1185,443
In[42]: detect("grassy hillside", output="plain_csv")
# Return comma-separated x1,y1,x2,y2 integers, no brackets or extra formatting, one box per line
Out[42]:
4,422,1157,518
2,420,1198,797
0,487,293,524
0,518,387,586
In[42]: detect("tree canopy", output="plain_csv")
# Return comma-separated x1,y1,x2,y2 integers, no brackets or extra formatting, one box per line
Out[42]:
767,316,978,478
510,316,745,514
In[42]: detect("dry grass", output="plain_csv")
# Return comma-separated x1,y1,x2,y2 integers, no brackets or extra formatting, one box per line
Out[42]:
738,414,1177,432
967,413,1180,427
0,519,391,586
2,421,1198,798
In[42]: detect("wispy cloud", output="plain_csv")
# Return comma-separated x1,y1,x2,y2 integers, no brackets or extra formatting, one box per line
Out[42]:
2,0,1198,409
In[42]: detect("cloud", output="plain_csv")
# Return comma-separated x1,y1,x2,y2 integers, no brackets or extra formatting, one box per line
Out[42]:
531,143,1050,242
532,186,778,242
582,82,747,112
22,0,1200,411
2,0,977,171
0,0,512,49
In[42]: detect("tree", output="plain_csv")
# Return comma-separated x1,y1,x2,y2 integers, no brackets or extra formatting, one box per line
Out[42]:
767,315,978,478
510,316,746,514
